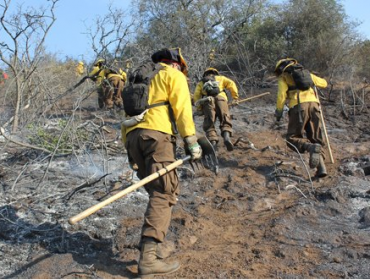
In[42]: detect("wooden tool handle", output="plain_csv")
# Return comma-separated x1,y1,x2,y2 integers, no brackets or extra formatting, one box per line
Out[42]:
319,108,335,163
68,156,189,225
237,92,270,104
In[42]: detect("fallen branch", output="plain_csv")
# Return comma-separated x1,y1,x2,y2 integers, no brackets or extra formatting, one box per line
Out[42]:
63,173,111,201
285,184,307,198
272,173,310,184
0,127,71,156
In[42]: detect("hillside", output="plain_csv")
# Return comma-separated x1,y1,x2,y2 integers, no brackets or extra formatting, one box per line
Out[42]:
1,86,370,279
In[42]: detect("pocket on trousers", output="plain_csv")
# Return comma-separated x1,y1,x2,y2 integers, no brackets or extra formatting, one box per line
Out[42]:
143,131,175,163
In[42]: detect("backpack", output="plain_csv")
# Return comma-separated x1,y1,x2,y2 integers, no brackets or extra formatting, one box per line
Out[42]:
101,62,120,76
202,74,221,96
122,62,167,116
285,64,313,91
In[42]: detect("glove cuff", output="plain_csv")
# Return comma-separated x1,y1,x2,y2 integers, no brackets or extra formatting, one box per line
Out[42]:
184,135,198,146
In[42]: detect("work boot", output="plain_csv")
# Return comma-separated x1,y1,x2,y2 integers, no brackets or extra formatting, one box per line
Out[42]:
303,143,321,168
138,239,164,259
156,244,164,259
138,239,180,279
316,155,327,178
222,131,234,151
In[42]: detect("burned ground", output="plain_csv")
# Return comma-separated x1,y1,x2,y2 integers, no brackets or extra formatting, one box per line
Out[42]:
1,86,370,279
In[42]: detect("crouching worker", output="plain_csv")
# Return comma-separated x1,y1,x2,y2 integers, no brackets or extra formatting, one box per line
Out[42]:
121,47,202,278
274,58,328,177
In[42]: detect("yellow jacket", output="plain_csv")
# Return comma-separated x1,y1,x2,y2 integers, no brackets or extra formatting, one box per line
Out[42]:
88,66,105,86
75,64,84,76
122,63,196,142
89,66,126,85
276,72,328,112
119,69,127,83
193,75,239,110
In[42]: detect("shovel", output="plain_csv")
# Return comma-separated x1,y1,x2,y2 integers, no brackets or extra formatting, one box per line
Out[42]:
68,136,218,225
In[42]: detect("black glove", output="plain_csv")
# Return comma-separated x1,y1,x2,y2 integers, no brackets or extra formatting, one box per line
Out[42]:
274,109,283,122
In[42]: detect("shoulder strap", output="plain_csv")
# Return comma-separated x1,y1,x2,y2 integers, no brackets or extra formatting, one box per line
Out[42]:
147,101,169,109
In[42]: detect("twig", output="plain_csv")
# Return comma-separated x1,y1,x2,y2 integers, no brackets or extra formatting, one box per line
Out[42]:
0,127,71,156
0,212,60,232
63,173,110,201
349,87,356,120
11,162,29,191
285,140,314,192
285,184,307,198
340,90,348,119
2,104,30,128
36,114,76,191
273,173,310,184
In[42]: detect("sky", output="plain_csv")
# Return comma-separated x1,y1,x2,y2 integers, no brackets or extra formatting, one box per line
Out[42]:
2,0,370,63
342,0,370,40
3,0,132,63
44,0,131,62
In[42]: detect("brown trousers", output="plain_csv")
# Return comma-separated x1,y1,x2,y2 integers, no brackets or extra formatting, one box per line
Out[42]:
102,76,124,109
125,129,179,243
286,102,327,159
97,86,105,109
202,95,233,142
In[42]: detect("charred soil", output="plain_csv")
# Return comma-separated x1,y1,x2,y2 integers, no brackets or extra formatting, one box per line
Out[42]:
1,87,370,279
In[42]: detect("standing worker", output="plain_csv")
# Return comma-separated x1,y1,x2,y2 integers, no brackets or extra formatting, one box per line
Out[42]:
88,58,106,109
121,47,202,278
274,58,329,177
75,61,85,77
102,66,126,110
88,58,126,110
193,67,239,151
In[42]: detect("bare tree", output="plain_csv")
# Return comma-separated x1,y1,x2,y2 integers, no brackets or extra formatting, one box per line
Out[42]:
85,3,135,68
0,0,58,132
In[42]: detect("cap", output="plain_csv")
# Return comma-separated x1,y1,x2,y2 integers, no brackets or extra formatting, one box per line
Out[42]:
151,47,188,76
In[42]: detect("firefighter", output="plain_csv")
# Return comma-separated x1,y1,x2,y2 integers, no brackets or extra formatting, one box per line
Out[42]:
274,58,328,177
88,58,125,109
193,67,239,151
121,47,202,278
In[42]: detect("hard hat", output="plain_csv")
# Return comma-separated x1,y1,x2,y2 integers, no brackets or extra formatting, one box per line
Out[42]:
274,58,297,75
94,58,105,66
151,47,188,76
203,67,219,77
78,61,84,65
